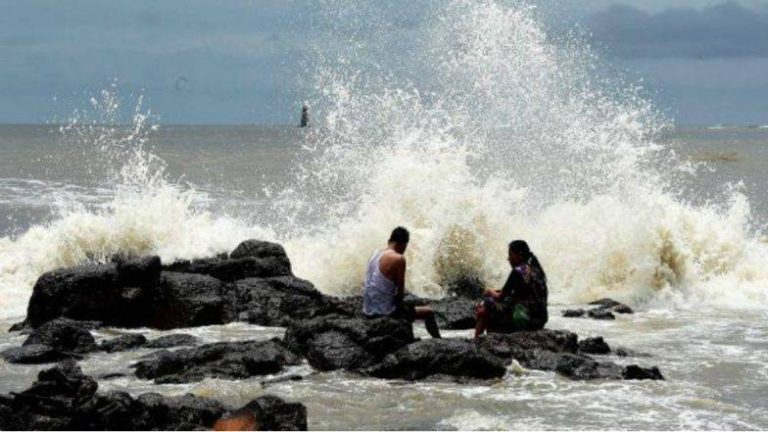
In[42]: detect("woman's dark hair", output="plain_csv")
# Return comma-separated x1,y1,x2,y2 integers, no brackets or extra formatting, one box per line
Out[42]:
509,240,546,280
389,226,410,244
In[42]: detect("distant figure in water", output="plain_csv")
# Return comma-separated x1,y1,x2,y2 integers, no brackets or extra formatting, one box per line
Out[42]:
474,240,548,338
363,226,441,338
299,102,309,127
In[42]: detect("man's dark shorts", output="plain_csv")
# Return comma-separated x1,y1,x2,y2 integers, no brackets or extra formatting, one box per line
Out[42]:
364,304,416,322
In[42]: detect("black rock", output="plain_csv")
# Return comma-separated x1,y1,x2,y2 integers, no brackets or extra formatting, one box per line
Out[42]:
623,365,664,380
147,272,234,330
587,309,616,320
144,333,200,349
1,344,79,364
230,239,288,260
518,350,624,380
8,321,30,332
100,334,147,353
474,329,579,362
132,339,301,384
431,297,477,329
589,298,634,314
163,248,292,282
25,263,121,328
363,338,507,381
233,276,339,327
115,256,162,289
0,360,308,430
233,395,308,431
577,337,611,355
23,318,98,354
284,315,414,371
562,308,586,318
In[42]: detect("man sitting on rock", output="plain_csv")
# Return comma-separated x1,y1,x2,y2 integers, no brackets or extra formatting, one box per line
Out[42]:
474,240,549,338
363,226,441,338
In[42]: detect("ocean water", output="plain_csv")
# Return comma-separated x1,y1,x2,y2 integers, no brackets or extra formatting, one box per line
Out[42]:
1,0,768,429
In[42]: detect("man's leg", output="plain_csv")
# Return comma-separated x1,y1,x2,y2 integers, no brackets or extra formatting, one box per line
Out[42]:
474,304,488,339
414,306,442,339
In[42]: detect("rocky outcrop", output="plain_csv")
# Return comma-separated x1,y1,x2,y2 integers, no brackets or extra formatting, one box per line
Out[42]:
561,298,634,321
20,240,329,331
284,315,414,371
0,360,307,431
474,330,663,381
163,240,291,282
144,333,200,348
99,334,147,353
430,297,477,329
362,339,506,381
233,276,338,327
132,339,301,384
1,318,98,364
577,337,611,355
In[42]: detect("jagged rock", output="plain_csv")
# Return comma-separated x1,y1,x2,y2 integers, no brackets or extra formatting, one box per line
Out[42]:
132,339,301,384
115,256,162,290
623,365,664,380
363,339,506,381
144,334,200,349
100,334,147,353
163,240,291,282
562,308,586,318
233,276,339,327
147,272,234,329
431,297,477,329
0,361,307,430
589,298,634,314
577,337,611,355
284,315,414,371
230,239,287,260
25,263,121,328
24,318,98,353
8,321,30,332
587,309,616,320
474,329,579,361
1,344,79,364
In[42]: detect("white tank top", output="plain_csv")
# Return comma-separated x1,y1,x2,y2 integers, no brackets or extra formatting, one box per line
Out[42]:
363,249,398,316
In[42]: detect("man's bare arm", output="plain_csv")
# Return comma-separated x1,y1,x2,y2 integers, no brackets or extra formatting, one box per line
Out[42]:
394,256,406,304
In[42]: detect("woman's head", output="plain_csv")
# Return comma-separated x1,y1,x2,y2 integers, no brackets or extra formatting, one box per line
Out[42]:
508,240,531,266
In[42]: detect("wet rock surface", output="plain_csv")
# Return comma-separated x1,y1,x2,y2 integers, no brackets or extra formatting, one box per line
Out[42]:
577,337,611,355
1,318,98,364
562,298,634,321
233,276,338,327
144,333,200,349
284,315,415,371
0,360,307,431
132,339,302,384
99,334,147,353
363,338,506,381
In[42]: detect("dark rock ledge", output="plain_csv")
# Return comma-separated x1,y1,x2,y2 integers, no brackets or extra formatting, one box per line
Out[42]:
0,359,307,431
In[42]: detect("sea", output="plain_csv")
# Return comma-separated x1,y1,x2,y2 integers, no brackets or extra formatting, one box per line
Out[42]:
1,1,768,429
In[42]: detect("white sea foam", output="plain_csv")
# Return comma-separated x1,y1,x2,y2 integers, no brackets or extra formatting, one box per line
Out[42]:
0,0,766,319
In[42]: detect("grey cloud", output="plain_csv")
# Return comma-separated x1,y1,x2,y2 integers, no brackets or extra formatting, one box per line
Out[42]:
585,2,768,58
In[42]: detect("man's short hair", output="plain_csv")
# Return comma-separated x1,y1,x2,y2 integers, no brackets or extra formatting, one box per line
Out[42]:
389,226,410,244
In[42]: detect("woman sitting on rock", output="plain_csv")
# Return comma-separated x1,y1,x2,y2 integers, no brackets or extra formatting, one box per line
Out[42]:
474,240,548,338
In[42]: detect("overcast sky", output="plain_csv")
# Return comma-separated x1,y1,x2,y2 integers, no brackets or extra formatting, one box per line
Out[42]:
1,0,766,125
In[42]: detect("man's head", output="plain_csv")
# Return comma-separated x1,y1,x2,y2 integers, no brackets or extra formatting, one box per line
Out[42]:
388,226,410,254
